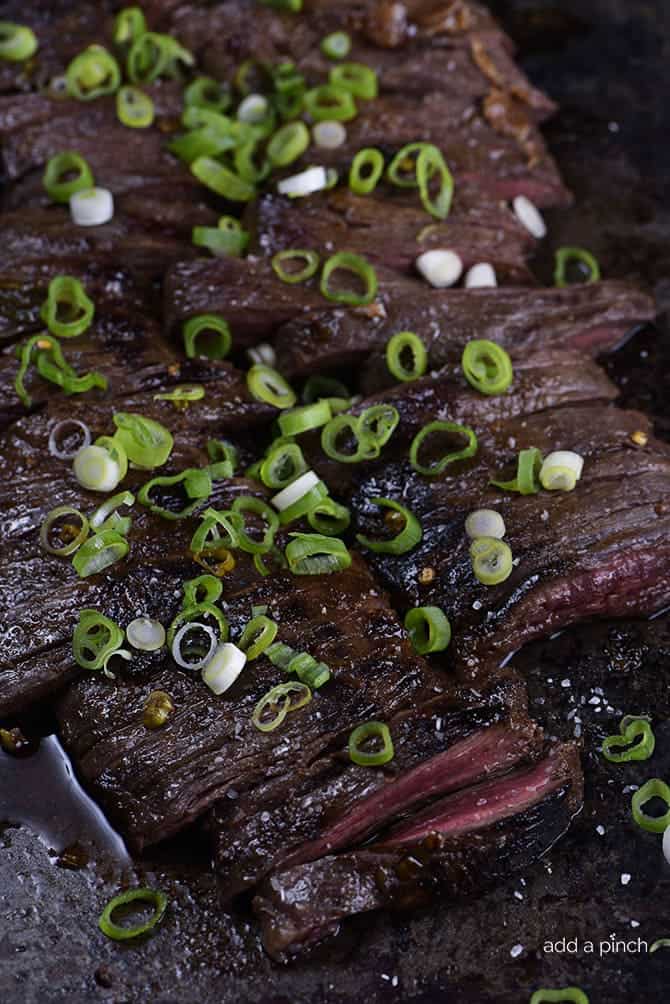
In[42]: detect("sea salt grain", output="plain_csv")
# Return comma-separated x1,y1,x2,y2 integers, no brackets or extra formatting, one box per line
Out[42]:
621,873,632,886
510,944,524,958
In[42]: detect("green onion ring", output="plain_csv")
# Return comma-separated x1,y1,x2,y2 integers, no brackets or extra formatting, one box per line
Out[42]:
277,479,329,526
43,151,94,204
207,439,238,471
287,651,331,689
554,246,601,287
302,375,349,404
602,716,656,763
349,721,394,766
90,490,135,535
285,532,352,575
116,85,154,128
192,222,249,257
330,62,378,100
127,31,193,84
650,939,670,954
409,420,478,477
349,148,384,195
113,7,146,46
252,680,312,733
359,404,400,449
98,888,167,941
461,339,513,396
137,468,212,520
253,545,288,577
66,45,121,101
238,615,278,660
72,530,129,578
184,76,231,114
153,385,205,404
231,496,279,554
491,447,543,495
404,606,451,654
470,537,513,586
0,21,38,61
260,441,308,489
182,574,223,608
357,498,422,555
112,412,173,469
386,331,428,382
307,497,350,535
40,505,89,556
320,252,378,306
190,507,244,555
247,364,296,408
278,400,332,436
631,778,670,833
416,144,454,220
93,435,128,483
73,609,125,670
530,990,589,1004
321,31,351,60
267,121,310,167
183,314,232,360
271,249,320,284
191,155,255,201
167,603,229,650
321,413,378,464
303,84,357,122
40,275,94,338
387,143,427,188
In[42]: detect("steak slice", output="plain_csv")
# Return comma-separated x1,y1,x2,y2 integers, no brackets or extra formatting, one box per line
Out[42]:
254,742,582,961
55,555,445,849
274,280,656,378
211,672,543,898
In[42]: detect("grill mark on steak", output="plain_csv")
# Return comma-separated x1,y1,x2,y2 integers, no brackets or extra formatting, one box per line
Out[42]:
253,742,582,961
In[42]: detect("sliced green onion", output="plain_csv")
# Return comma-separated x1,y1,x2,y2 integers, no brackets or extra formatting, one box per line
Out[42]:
465,509,505,540
113,7,145,44
207,439,237,472
72,529,129,577
302,375,349,404
631,778,670,833
99,888,167,941
190,507,244,555
183,314,232,360
307,497,350,535
404,606,451,654
303,84,357,122
112,412,173,469
66,45,121,101
321,31,351,60
470,537,513,586
73,443,123,493
43,152,94,204
40,276,94,338
530,991,589,1004
267,121,310,167
602,716,656,763
202,642,248,694
462,339,513,396
387,143,427,188
285,532,351,575
287,651,331,689
137,468,212,520
235,138,272,184
191,155,255,201
171,620,218,670
349,722,394,767
266,641,296,671
416,144,454,220
359,404,400,449
539,451,584,492
276,477,328,526
93,435,128,482
330,63,378,100
48,418,91,459
320,252,377,306
127,31,193,84
40,506,89,556
357,498,422,555
252,681,312,733
554,247,601,287
73,609,124,670
153,384,205,404
182,574,223,607
260,441,308,489
238,615,278,660
184,76,231,114
169,126,236,165
490,447,543,495
278,400,332,436
34,345,107,398
410,420,478,477
386,331,428,382
116,85,154,128
90,490,135,535
126,617,165,652
650,939,670,954
321,413,377,464
349,148,384,195
231,496,279,554
271,249,320,284
192,222,248,257
0,21,38,61
247,364,296,408
277,165,329,198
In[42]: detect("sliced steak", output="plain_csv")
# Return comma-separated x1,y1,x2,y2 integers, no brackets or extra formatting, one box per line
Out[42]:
275,280,655,378
254,742,582,960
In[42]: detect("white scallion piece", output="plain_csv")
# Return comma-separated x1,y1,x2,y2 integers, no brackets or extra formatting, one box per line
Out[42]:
70,187,114,227
48,418,91,459
171,622,217,671
73,444,122,492
663,824,670,865
312,120,346,150
465,262,497,289
415,249,463,288
465,509,506,540
202,642,247,695
277,165,328,198
512,195,547,239
247,342,276,367
539,450,584,492
237,93,269,123
271,470,319,512
127,617,166,652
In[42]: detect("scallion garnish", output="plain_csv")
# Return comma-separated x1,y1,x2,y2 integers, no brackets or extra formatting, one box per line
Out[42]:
266,641,296,670
259,441,308,489
409,420,478,477
539,451,584,492
349,147,384,195
554,247,601,287
285,532,351,575
267,121,310,167
287,651,331,688
490,447,543,495
247,364,297,408
321,413,376,463
330,62,378,100
303,84,357,122
14,334,106,408
631,778,670,833
70,187,114,227
153,384,205,404
171,621,218,670
73,609,125,670
112,412,173,469
127,617,166,652
416,144,454,219
252,681,312,733
320,31,351,60
0,21,38,61
183,574,223,607
90,490,135,535
184,76,231,113
238,615,278,660
113,7,146,46
231,496,279,554
116,85,154,128
40,276,94,338
98,888,167,941
137,468,212,520
48,418,91,459
191,155,255,201
349,722,394,767
183,314,232,359
307,497,350,535
278,399,332,436
461,339,513,396
357,498,422,555
303,374,349,404
72,529,129,578
602,716,655,763
271,249,320,284
66,45,121,100
529,990,589,1004
470,537,513,586
273,473,328,525
43,151,94,203
651,938,670,953
386,331,428,382
40,505,89,557
127,31,193,84
320,251,378,306
465,509,506,541
404,606,451,654
359,404,400,449
73,443,124,493
387,142,426,188
190,507,244,556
